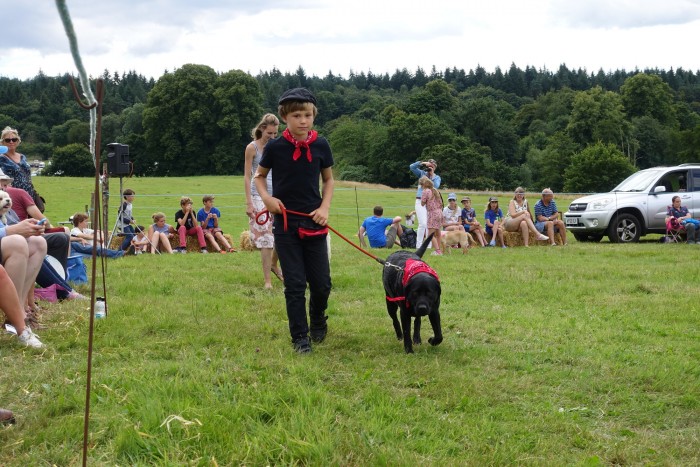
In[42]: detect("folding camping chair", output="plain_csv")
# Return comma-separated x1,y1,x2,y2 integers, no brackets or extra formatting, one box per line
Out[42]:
665,217,685,243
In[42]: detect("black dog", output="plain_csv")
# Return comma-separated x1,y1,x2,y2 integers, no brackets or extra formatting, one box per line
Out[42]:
382,233,442,353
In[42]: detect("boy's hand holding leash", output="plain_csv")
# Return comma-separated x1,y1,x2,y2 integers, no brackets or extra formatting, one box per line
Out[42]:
310,205,329,226
262,196,285,215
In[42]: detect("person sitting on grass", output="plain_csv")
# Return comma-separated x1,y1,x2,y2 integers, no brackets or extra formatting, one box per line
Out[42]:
358,205,403,249
69,212,125,258
174,196,207,254
147,212,175,254
130,226,150,254
197,195,235,253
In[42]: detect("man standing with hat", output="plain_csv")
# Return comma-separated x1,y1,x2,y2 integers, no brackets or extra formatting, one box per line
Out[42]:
409,159,441,246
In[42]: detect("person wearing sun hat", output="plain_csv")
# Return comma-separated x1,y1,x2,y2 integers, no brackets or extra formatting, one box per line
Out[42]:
484,196,506,247
442,193,462,232
254,87,334,354
409,158,441,247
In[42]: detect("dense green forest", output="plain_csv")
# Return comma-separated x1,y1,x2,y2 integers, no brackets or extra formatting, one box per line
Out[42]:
1,63,699,192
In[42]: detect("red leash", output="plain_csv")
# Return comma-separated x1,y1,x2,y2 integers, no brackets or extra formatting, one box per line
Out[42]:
255,206,385,265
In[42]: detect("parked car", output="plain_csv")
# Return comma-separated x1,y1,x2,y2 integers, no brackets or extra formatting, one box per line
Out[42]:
564,164,700,243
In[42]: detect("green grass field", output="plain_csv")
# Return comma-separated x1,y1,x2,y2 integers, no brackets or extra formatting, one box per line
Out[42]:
1,176,699,465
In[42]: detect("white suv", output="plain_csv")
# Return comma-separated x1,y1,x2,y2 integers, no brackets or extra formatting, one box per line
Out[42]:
563,164,700,243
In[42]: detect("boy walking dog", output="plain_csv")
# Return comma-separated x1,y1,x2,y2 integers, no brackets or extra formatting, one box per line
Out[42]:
254,88,334,354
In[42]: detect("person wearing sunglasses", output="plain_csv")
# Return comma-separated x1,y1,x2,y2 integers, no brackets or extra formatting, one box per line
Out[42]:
503,187,549,247
0,127,42,212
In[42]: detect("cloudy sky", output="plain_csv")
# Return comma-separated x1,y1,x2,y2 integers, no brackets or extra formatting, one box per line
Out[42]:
3,0,700,80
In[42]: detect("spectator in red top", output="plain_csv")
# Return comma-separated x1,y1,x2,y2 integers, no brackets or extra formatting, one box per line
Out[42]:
0,170,64,233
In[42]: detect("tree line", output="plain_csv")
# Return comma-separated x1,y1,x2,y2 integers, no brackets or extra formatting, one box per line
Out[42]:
1,63,699,192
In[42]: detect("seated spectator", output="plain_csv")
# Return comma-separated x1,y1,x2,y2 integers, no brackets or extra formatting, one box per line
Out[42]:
131,226,150,254
0,262,44,348
70,212,104,246
503,187,548,247
36,258,85,301
70,212,125,258
1,169,70,266
460,197,487,247
197,195,235,253
0,169,64,232
0,208,46,319
666,195,699,244
147,213,175,254
484,197,506,248
174,196,207,254
534,188,567,246
358,205,403,249
442,193,463,232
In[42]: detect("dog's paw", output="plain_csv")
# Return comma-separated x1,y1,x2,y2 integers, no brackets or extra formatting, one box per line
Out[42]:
412,336,422,345
404,346,414,354
428,336,443,346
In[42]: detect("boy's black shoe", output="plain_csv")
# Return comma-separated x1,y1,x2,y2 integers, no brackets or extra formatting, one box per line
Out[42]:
310,316,328,343
292,336,312,354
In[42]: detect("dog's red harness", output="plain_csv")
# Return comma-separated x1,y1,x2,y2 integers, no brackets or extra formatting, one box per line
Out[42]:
386,259,439,307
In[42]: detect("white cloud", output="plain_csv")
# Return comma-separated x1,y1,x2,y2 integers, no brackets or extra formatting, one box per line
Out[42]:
2,0,699,81
549,0,700,28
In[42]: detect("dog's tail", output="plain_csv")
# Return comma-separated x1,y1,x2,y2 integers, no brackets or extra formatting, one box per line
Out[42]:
415,232,434,258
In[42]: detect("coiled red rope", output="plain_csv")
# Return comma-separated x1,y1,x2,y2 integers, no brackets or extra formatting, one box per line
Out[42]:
255,205,385,265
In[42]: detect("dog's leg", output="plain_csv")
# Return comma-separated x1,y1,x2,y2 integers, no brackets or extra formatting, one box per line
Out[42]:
399,306,414,353
427,310,443,347
413,316,422,345
386,300,402,340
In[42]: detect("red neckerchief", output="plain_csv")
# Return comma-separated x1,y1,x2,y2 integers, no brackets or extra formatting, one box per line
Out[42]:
386,259,439,307
282,128,318,162
402,259,439,287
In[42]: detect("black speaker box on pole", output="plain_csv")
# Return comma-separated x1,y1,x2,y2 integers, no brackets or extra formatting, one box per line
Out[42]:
106,143,130,176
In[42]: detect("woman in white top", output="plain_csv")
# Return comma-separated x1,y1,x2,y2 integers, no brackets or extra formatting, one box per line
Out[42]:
503,187,548,247
244,114,283,289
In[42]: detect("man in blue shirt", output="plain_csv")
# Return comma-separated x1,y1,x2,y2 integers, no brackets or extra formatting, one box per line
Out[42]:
358,206,403,248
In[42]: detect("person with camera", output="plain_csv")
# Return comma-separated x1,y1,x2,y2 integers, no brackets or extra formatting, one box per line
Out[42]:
409,159,441,247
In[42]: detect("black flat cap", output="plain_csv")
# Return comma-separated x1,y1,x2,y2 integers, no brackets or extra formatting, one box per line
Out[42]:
278,87,317,105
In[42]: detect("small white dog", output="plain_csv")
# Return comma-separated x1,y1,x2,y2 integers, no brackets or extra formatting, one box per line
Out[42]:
0,191,12,224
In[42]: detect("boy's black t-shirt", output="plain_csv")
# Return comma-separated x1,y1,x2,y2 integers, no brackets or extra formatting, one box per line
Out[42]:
259,135,334,217
175,209,196,229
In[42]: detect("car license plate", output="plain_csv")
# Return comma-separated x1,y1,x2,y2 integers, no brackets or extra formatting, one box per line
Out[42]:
566,217,578,226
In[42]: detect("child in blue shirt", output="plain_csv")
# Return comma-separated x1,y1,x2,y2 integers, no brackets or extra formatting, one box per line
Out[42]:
460,197,487,247
484,197,506,248
197,195,235,253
